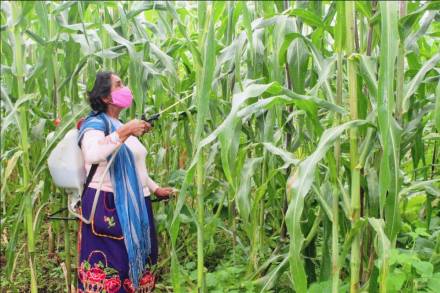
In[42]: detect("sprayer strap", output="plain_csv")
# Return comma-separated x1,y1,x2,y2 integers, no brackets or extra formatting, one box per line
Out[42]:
82,163,99,196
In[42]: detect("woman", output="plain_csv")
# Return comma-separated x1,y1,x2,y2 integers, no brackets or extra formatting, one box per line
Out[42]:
77,71,174,293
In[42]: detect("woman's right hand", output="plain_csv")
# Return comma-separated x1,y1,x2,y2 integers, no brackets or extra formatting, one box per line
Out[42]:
126,119,151,136
116,119,151,141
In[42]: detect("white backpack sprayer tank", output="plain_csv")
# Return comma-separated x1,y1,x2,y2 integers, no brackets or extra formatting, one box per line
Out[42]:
48,123,119,224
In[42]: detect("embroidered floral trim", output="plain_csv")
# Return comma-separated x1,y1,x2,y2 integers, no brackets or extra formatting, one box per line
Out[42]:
139,271,156,291
123,271,156,293
123,278,135,293
78,260,121,293
104,216,116,228
91,218,123,240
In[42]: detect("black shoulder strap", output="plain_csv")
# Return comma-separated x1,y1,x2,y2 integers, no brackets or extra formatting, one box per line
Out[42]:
81,114,111,197
82,164,99,194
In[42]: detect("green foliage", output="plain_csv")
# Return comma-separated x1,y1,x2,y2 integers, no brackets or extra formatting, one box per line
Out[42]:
387,249,439,293
1,1,439,292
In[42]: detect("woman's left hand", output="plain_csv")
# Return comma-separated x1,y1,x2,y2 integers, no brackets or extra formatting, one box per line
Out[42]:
154,187,176,197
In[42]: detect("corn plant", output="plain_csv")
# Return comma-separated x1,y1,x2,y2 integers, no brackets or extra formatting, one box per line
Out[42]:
1,1,439,292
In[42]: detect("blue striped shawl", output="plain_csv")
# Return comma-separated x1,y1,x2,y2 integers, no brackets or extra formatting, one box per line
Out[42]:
78,112,151,288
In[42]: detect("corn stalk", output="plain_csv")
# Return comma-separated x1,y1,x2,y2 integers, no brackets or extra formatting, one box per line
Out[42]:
345,2,361,292
10,2,37,292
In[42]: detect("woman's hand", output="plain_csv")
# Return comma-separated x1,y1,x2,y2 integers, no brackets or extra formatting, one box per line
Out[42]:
154,187,176,198
117,119,151,141
126,119,151,136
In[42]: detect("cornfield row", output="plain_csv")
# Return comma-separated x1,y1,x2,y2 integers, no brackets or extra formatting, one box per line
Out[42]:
1,1,439,292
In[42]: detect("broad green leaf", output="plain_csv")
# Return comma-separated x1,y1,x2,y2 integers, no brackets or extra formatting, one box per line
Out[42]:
262,142,299,168
288,8,324,28
436,82,440,131
403,53,440,114
366,168,380,218
0,91,35,139
102,23,137,58
149,42,178,81
399,179,440,198
280,33,336,104
399,2,440,40
405,11,437,51
313,184,333,222
377,1,401,244
236,157,262,222
368,218,391,293
256,255,289,292
286,120,369,200
358,55,378,104
286,37,309,94
286,120,369,292
0,150,22,196
193,10,216,146
413,261,434,278
308,55,336,97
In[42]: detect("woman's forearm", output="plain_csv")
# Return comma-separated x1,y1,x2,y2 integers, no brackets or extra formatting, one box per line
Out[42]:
145,174,159,194
116,125,132,142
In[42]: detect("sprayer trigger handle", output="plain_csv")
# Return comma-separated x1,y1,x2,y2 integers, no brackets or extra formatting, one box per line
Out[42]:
146,113,160,126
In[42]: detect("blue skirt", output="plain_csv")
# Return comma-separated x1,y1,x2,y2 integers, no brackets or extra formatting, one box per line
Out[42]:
77,187,157,293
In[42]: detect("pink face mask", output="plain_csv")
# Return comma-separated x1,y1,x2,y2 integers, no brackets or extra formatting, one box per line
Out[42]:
111,87,133,108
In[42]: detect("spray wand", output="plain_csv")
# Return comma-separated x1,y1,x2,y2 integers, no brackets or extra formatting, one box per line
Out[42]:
141,93,195,126
140,93,195,201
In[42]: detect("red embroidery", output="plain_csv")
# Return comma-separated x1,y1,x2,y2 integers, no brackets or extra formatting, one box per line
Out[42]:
78,263,87,283
122,271,156,292
78,255,121,293
79,252,155,292
123,278,136,293
86,267,106,283
140,271,155,286
105,276,122,293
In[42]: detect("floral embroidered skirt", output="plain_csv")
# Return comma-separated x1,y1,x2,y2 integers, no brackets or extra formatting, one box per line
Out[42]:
77,187,158,293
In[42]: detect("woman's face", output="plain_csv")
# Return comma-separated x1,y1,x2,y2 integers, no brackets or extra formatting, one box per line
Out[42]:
110,74,123,92
103,74,123,104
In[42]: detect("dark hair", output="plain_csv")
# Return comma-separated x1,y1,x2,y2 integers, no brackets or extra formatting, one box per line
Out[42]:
88,71,113,113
